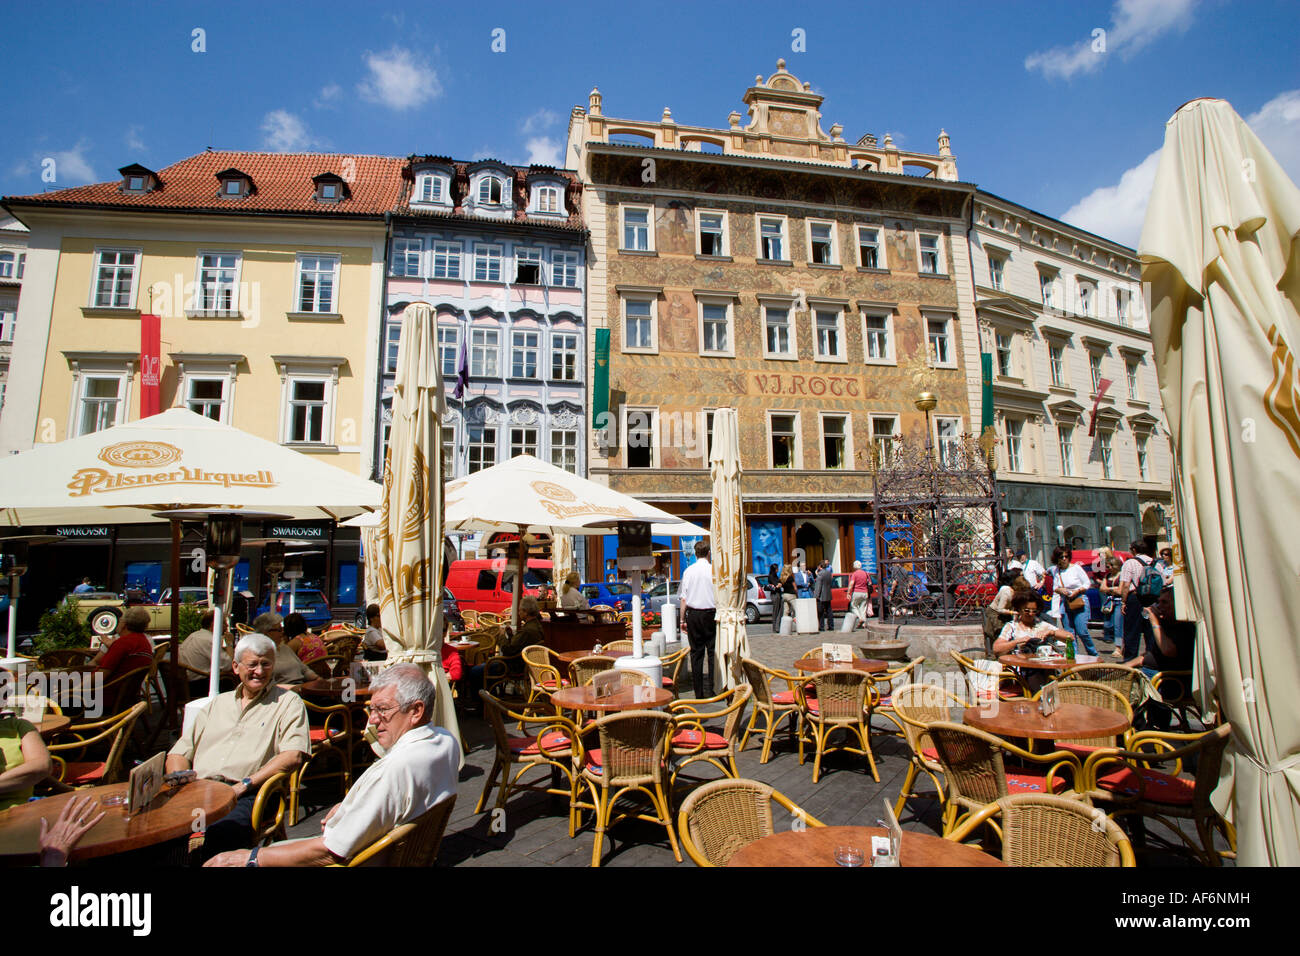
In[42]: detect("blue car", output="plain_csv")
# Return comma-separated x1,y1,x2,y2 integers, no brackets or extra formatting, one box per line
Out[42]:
255,588,333,629
579,581,649,612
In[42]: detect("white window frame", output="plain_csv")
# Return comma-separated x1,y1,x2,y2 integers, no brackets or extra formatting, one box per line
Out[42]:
621,294,658,354
1126,360,1141,400
1049,343,1067,387
414,173,446,205
532,184,561,215
0,253,14,278
295,253,340,313
441,423,456,478
72,370,130,437
1077,278,1096,317
767,410,802,469
622,406,659,469
812,306,846,363
925,313,957,368
183,374,232,424
550,329,579,381
917,230,945,275
192,250,242,313
16,253,24,279
807,219,838,266
282,373,334,445
470,326,501,377
550,428,579,473
514,247,545,285
437,324,459,378
390,238,422,278
988,253,1006,290
621,205,653,252
1115,288,1130,327
697,209,728,257
761,301,797,360
857,225,883,270
473,244,503,283
466,424,498,474
1039,270,1058,310
696,296,734,357
756,214,788,261
862,311,896,365
1136,434,1150,482
509,425,539,458
1089,353,1104,394
934,416,963,468
89,248,142,309
870,414,899,468
511,328,541,380
1058,424,1075,477
0,308,16,343
1005,417,1024,472
819,412,851,470
1100,429,1115,480
995,331,1015,378
477,175,506,205
431,241,462,280
552,250,580,288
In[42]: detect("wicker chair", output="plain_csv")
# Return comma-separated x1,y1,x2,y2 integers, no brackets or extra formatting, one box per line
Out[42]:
604,639,635,654
521,645,569,704
576,710,681,867
1081,723,1234,866
947,794,1135,867
660,646,689,691
677,778,825,867
926,720,1084,837
147,642,171,712
1061,662,1146,707
871,656,926,735
569,654,617,687
322,636,360,662
340,794,457,867
1148,670,1203,731
738,657,801,764
475,611,507,628
890,682,967,820
477,691,585,836
250,771,291,846
37,648,96,669
290,701,353,825
1041,680,1133,754
462,626,503,667
46,701,148,786
796,669,879,784
668,684,752,787
950,649,1027,702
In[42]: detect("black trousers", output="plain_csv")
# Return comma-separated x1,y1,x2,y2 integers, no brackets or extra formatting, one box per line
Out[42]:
817,599,834,631
684,606,717,699
192,790,258,863
1121,592,1154,660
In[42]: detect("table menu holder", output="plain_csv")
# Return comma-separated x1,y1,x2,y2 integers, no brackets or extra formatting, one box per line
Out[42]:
1038,681,1059,717
127,751,166,816
592,670,620,699
821,642,853,663
874,797,902,866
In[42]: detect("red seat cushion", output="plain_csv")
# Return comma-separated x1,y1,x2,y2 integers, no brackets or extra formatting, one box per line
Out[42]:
539,679,569,689
1096,766,1195,805
308,727,343,744
920,747,939,762
662,677,675,688
506,735,536,754
771,691,796,705
519,730,573,756
63,762,106,785
1006,770,1069,794
583,748,603,775
671,729,728,750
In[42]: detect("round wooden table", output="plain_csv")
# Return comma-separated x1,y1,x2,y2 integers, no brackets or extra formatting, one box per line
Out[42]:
963,702,1131,741
550,684,673,713
726,825,1004,867
794,655,888,674
35,714,71,739
296,678,374,700
0,779,235,864
555,648,632,666
999,653,1071,671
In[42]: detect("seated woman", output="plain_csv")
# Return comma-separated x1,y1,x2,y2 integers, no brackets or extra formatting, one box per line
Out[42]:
284,612,327,665
0,711,52,811
362,603,386,661
89,606,155,684
463,596,543,712
558,572,589,610
993,592,1078,692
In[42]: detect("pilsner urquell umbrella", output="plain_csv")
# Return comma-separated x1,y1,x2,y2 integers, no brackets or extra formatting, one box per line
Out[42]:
709,408,749,690
1140,97,1300,865
371,302,460,746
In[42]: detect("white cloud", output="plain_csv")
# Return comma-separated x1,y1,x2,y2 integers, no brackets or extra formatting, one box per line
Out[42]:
15,142,98,185
260,110,316,152
1025,0,1197,80
1060,89,1300,247
314,83,342,109
357,47,441,111
524,137,561,166
522,109,559,135
125,126,146,153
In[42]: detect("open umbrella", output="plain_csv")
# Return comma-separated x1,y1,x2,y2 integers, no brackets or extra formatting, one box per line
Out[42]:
1140,97,1300,865
370,302,459,745
709,408,749,690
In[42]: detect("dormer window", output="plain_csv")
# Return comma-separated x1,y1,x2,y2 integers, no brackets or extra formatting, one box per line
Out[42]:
535,185,560,214
118,164,159,194
223,179,243,196
127,176,146,191
478,176,505,204
215,168,253,200
312,173,349,204
415,174,443,203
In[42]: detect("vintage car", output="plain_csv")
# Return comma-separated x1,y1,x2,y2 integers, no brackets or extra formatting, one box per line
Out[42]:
65,587,208,636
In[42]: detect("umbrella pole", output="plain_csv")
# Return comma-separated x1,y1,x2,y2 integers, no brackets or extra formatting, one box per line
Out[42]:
168,518,182,728
510,525,526,630
5,573,17,660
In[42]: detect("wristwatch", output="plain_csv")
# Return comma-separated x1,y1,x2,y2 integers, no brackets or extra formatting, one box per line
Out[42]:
246,846,260,867
241,777,252,791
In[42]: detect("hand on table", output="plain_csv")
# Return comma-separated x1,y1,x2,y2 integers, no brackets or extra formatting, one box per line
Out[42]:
39,793,106,867
204,849,253,867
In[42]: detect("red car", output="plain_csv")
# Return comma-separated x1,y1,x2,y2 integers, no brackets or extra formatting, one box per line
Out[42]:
830,573,881,613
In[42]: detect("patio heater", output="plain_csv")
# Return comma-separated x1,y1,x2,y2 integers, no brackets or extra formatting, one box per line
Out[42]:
279,552,322,614
262,540,286,607
205,514,244,700
1,536,57,667
613,520,662,685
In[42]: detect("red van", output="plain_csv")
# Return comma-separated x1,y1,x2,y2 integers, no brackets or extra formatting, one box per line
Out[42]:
445,558,554,614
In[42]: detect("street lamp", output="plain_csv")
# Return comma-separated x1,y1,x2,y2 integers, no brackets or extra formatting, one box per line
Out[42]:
914,392,938,455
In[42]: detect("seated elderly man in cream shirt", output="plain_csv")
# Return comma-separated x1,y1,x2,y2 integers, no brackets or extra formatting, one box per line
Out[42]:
205,663,460,867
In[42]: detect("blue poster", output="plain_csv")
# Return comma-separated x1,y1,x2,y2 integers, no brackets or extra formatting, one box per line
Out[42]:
852,521,878,574
751,520,783,576
679,535,703,572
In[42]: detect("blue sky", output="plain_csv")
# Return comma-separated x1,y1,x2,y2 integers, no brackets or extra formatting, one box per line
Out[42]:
4,0,1297,247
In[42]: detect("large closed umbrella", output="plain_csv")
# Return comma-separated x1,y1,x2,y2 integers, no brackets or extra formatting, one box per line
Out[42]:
1140,97,1300,865
709,408,749,690
371,302,460,744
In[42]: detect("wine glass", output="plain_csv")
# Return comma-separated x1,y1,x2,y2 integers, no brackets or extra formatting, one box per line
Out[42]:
325,656,338,680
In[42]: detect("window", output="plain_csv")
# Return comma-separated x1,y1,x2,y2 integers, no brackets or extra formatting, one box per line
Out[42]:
918,232,943,274
0,253,13,278
625,409,656,468
467,425,497,473
511,330,539,379
76,374,126,435
1136,435,1150,481
1058,425,1075,477
995,333,1014,377
432,241,461,279
0,309,15,343
821,414,848,469
437,325,459,377
702,409,716,462
622,206,651,251
935,417,962,468
770,413,799,468
927,316,955,366
1078,280,1095,317
296,254,339,313
1040,272,1057,309
622,297,655,352
863,312,893,363
16,254,24,279
470,327,500,376
391,238,421,277
186,378,227,422
700,302,730,355
195,252,240,311
763,305,794,358
478,176,505,204
1126,360,1140,400
510,426,539,458
550,429,578,472
552,251,579,287
1100,430,1114,479
317,181,341,202
1090,354,1103,393
698,211,726,256
92,250,138,308
814,309,844,361
808,220,836,264
221,178,245,197
857,226,882,269
287,379,328,443
1049,344,1066,387
551,331,578,380
535,185,561,214
126,175,146,192
1115,289,1130,327
415,174,443,204
988,254,1005,290
515,248,543,285
441,425,456,477
1005,418,1024,471
473,244,503,282
871,415,897,467
758,216,786,260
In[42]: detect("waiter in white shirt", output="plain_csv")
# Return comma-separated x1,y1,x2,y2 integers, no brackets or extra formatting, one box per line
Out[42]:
678,540,716,699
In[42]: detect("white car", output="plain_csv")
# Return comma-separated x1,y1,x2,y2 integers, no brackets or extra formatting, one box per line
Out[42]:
647,575,771,624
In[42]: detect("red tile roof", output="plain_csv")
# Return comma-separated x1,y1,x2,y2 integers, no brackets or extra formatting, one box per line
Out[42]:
3,150,407,218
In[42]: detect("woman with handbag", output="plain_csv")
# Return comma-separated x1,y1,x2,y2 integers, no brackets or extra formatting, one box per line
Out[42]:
1048,546,1097,655
1097,555,1124,648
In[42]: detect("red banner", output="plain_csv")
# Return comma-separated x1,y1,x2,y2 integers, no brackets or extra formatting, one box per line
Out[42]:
140,313,161,417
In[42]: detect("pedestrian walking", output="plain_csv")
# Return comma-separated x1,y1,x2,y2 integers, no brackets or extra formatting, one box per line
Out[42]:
679,540,717,698
814,559,835,631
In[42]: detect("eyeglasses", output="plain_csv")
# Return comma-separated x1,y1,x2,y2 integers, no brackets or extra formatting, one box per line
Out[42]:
368,702,404,722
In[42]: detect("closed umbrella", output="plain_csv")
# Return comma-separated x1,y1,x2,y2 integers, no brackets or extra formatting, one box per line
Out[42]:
370,302,460,745
1140,97,1300,865
552,532,573,597
709,408,749,690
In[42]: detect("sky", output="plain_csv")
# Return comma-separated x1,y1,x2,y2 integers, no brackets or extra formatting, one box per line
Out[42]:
3,0,1297,249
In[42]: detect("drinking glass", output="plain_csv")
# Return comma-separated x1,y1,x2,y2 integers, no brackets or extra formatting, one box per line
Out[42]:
325,657,338,679
833,845,865,867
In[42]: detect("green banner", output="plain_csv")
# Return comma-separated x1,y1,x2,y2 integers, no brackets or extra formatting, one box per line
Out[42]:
592,328,610,428
980,352,994,432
